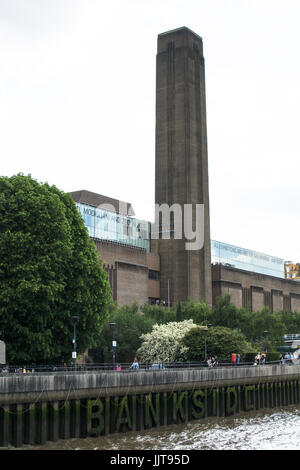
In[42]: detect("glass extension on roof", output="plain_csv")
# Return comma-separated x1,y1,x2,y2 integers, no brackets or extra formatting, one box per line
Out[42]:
76,203,150,252
211,240,284,278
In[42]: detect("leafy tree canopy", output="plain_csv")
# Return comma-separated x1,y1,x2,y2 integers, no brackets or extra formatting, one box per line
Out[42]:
179,299,212,325
93,303,156,363
0,174,112,363
137,320,197,363
140,303,176,324
178,326,250,362
210,294,247,330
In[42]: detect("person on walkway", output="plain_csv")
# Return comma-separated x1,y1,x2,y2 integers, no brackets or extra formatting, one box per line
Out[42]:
206,357,212,367
236,354,241,365
211,356,217,367
284,352,293,365
130,358,139,370
255,353,261,365
279,353,284,364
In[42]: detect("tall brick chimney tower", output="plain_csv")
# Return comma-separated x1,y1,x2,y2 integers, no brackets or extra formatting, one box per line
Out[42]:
155,27,212,306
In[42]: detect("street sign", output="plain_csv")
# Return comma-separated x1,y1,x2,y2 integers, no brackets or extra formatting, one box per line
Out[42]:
72,351,77,359
112,341,117,348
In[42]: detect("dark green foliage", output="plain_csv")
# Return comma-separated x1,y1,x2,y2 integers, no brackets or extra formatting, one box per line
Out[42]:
140,303,176,324
0,174,112,363
209,295,286,352
178,325,249,362
205,326,249,360
175,326,207,361
245,309,285,346
92,303,156,363
96,294,300,363
210,294,247,330
277,311,300,335
178,299,212,325
175,302,183,322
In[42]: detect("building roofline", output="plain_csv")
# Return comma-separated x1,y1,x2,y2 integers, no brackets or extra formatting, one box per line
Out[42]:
69,189,135,216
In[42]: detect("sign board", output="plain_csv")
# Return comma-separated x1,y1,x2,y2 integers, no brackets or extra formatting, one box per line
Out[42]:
72,351,77,359
112,341,117,348
0,341,6,364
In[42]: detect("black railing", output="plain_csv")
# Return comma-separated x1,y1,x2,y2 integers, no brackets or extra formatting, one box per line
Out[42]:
0,359,290,375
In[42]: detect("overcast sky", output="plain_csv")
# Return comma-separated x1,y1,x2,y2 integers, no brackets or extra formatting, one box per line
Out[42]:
1,0,299,262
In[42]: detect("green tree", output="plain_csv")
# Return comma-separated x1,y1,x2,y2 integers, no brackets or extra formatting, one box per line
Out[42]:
205,326,249,360
94,303,156,363
137,320,196,363
210,295,286,352
140,303,176,324
211,294,247,331
175,301,183,322
180,299,212,325
278,311,300,336
178,326,249,362
246,308,285,351
0,174,112,363
175,325,208,361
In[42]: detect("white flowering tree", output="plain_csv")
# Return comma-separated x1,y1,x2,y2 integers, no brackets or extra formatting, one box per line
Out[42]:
136,319,197,363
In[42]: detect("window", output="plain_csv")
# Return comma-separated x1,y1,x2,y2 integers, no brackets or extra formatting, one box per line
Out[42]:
149,270,160,281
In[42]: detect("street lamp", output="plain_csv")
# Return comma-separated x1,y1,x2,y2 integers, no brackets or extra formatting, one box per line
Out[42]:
263,330,269,353
109,322,117,366
71,316,79,371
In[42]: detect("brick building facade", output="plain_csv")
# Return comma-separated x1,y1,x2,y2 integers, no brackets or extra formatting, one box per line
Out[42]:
71,27,300,312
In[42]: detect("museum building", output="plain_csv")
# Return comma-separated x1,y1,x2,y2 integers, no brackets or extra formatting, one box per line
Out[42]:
70,189,300,313
71,27,300,313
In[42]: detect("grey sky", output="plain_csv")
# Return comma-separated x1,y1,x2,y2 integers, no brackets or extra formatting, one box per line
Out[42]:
0,0,299,262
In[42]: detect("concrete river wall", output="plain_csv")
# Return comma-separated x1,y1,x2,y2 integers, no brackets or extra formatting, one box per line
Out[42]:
1,364,300,447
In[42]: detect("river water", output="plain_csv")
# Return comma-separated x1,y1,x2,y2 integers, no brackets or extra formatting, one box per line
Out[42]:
21,405,300,451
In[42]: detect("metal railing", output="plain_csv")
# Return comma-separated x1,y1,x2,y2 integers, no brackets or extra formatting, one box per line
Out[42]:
0,359,290,375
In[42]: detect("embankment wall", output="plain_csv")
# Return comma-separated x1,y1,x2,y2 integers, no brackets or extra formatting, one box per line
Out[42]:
0,365,299,447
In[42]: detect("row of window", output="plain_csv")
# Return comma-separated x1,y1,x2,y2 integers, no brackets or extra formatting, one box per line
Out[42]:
211,240,284,278
76,202,151,252
76,202,285,279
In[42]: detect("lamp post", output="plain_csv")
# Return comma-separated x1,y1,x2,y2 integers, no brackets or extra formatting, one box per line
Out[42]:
71,316,79,371
263,330,269,353
203,324,212,363
109,322,117,366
